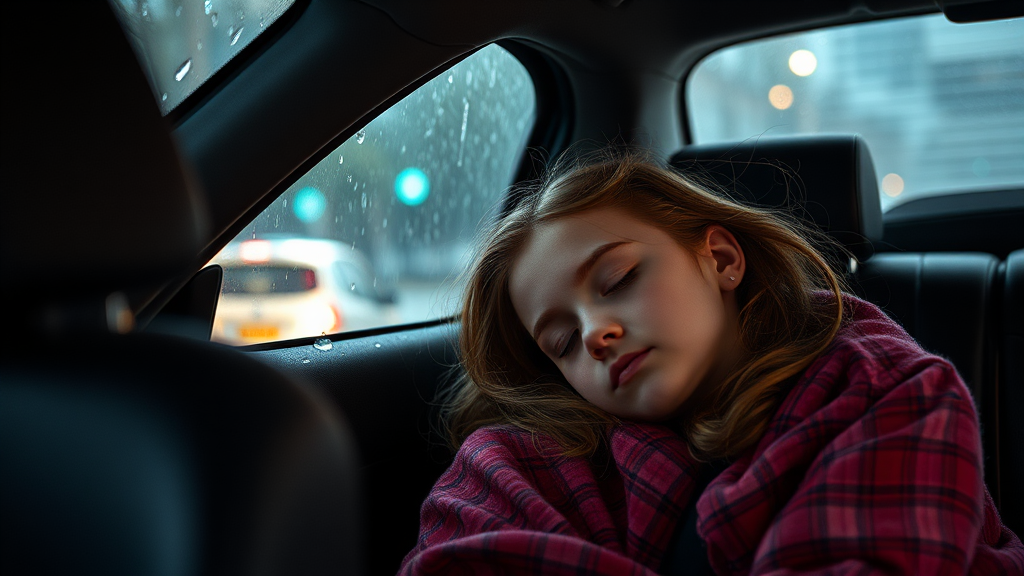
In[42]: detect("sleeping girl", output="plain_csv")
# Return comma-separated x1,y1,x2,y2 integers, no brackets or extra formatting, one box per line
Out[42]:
400,151,1024,575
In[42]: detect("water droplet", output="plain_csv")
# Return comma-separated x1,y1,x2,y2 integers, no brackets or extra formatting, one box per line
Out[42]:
161,93,168,101
313,337,333,351
338,155,344,165
447,75,453,84
141,3,149,18
374,343,382,348
197,40,203,50
400,145,407,154
355,129,365,144
346,175,352,182
350,283,356,291
301,358,311,364
175,5,182,17
211,12,219,26
174,59,192,82
382,218,387,228
466,70,473,85
361,192,367,209
230,27,243,45
204,0,213,15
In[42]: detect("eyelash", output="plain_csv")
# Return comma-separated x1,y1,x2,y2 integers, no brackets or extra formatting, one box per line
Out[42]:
558,330,578,358
605,266,639,296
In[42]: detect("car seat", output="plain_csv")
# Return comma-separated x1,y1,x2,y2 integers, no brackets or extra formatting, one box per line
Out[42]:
0,1,363,574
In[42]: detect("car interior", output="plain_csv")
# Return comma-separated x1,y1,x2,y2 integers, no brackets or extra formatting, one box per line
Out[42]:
2,0,1022,575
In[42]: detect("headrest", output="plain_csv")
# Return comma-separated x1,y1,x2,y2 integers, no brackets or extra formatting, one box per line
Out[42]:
1,1,208,301
670,134,882,262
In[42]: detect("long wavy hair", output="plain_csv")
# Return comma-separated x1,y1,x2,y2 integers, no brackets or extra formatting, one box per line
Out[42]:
441,149,847,460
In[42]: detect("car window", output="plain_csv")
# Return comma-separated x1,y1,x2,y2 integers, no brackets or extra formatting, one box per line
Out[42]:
108,0,295,114
208,44,536,345
686,14,1024,212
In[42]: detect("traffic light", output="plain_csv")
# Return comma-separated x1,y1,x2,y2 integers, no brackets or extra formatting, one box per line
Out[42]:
395,168,430,206
294,186,327,222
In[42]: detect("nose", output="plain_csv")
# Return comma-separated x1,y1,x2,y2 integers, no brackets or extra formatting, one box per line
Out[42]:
583,318,623,360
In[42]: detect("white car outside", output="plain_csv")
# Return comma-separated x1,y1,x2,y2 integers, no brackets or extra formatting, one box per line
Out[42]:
210,237,397,344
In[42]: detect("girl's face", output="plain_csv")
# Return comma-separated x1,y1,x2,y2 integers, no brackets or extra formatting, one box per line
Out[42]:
509,207,746,421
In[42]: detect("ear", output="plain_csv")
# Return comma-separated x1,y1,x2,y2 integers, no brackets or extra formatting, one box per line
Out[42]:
703,226,745,291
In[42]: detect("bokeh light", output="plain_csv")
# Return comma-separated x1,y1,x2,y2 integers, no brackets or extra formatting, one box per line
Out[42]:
882,173,905,197
788,50,818,76
769,84,794,110
294,187,327,222
395,167,431,206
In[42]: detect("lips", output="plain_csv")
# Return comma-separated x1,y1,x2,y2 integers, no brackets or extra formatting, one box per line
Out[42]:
610,348,652,390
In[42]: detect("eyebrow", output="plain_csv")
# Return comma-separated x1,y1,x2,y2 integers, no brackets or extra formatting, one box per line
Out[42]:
530,241,630,341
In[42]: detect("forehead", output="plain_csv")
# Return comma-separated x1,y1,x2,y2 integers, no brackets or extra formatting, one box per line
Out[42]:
508,208,667,325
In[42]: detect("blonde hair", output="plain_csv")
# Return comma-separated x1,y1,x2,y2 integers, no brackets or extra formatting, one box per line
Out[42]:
441,149,846,460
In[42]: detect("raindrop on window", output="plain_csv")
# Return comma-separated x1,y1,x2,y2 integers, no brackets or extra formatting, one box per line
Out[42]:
350,283,356,291
211,12,219,26
230,27,243,46
174,59,192,82
175,5,182,17
447,75,453,83
374,343,382,348
204,0,213,15
338,155,344,165
197,40,203,50
161,93,168,101
313,338,333,351
355,129,366,144
361,192,368,209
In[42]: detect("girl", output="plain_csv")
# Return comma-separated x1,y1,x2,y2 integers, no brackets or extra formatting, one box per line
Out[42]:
400,150,1023,575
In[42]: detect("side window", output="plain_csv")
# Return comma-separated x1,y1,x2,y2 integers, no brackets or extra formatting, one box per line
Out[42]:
686,15,1023,211
209,45,536,345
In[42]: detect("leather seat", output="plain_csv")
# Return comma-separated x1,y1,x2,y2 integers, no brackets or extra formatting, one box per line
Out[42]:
998,249,1024,534
0,2,363,574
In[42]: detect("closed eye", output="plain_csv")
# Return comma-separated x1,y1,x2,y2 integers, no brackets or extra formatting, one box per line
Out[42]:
604,266,638,296
558,330,578,358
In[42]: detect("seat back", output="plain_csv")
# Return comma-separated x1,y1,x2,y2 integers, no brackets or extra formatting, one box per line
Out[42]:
999,249,1024,534
0,2,363,574
671,135,1007,522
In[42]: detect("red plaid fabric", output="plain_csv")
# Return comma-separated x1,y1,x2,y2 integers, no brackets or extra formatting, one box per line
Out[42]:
400,297,1024,575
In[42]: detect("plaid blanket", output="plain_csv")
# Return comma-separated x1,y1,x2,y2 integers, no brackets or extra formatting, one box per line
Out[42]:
401,297,1024,575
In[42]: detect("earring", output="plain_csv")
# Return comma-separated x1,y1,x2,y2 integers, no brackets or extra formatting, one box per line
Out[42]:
729,276,736,281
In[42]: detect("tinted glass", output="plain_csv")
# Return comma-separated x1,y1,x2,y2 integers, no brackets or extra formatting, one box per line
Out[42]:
209,44,536,345
222,266,316,293
687,15,1024,211
109,0,294,114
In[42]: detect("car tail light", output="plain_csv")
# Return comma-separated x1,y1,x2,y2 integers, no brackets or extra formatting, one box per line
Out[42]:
329,304,344,332
304,269,317,290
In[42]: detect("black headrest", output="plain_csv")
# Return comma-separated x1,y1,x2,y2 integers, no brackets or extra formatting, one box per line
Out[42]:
670,134,883,262
1,1,208,300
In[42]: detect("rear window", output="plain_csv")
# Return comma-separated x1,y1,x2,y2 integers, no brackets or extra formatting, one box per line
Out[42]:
686,14,1024,211
222,266,316,294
